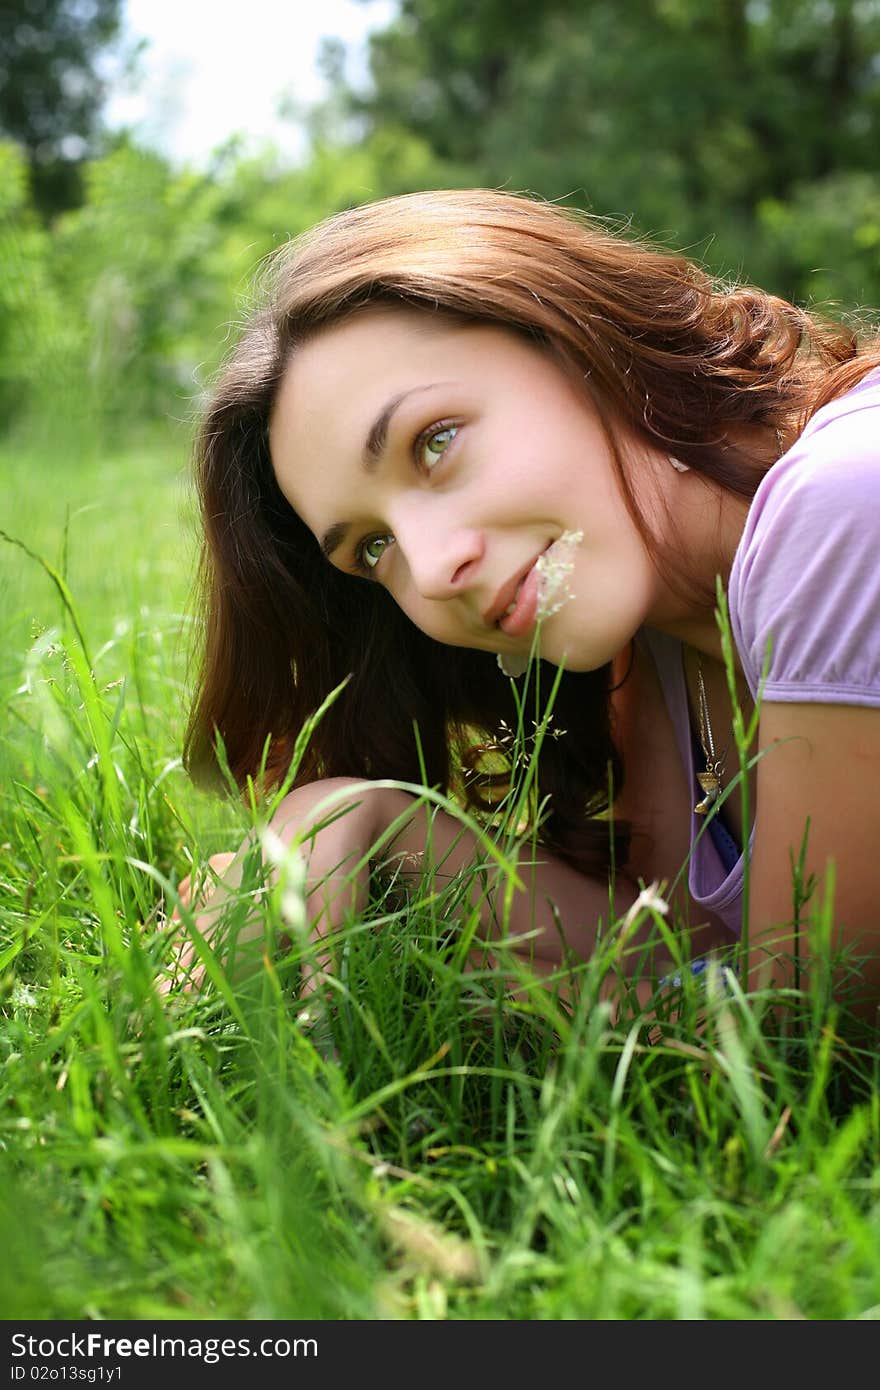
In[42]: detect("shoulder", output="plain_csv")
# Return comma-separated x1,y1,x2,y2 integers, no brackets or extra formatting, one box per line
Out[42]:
728,368,880,705
746,365,880,532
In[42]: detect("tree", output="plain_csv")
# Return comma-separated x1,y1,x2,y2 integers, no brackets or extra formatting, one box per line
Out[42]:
334,0,880,305
0,0,122,217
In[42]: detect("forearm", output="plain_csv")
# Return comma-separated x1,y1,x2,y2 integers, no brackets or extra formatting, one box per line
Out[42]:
365,787,638,970
165,779,651,996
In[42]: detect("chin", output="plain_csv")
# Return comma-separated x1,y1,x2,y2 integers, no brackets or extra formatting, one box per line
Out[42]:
539,633,619,674
538,645,585,673
553,653,600,673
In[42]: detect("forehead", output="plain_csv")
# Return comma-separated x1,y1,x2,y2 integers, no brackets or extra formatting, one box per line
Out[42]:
268,305,553,468
268,308,472,537
270,306,463,451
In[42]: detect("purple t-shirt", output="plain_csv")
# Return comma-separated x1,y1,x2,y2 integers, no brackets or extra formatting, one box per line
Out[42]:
640,365,880,937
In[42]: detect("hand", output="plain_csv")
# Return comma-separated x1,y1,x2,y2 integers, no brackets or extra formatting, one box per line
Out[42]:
176,854,237,913
267,776,395,995
157,778,397,998
157,851,238,998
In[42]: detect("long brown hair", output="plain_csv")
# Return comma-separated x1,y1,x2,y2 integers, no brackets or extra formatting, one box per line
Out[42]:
185,188,878,877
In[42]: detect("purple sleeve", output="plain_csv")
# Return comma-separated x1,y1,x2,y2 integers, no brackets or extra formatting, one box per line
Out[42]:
728,389,880,708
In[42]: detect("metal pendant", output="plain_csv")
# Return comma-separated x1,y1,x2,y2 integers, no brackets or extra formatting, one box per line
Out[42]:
694,767,722,815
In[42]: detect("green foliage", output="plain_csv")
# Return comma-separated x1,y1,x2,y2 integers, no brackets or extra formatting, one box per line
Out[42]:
342,0,880,296
755,172,880,308
51,141,232,430
2,0,879,452
0,0,123,217
1,469,878,1318
0,139,74,429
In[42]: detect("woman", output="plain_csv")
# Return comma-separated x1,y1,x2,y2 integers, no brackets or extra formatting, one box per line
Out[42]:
173,188,880,1026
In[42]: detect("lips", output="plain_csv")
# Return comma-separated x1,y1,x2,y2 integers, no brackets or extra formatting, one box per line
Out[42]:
498,562,542,637
483,550,548,628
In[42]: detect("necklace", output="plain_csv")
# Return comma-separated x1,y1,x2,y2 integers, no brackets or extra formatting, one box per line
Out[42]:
694,654,728,815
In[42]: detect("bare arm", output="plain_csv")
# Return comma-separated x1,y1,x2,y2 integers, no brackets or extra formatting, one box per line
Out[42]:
163,777,653,996
746,701,880,1028
346,784,635,970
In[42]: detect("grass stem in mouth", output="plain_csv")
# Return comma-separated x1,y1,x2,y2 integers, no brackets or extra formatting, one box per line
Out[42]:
536,529,583,620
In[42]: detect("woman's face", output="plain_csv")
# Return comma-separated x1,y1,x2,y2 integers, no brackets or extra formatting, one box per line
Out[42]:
269,306,672,673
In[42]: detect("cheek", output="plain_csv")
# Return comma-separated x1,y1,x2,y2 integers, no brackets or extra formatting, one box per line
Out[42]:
512,423,609,504
383,576,436,633
393,586,472,646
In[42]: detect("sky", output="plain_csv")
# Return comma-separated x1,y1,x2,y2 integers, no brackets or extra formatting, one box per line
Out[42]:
103,0,399,167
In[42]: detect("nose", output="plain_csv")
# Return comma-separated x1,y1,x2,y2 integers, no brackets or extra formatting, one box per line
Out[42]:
391,504,485,602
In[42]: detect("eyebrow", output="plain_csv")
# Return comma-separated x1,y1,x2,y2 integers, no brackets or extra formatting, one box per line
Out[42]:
319,382,448,561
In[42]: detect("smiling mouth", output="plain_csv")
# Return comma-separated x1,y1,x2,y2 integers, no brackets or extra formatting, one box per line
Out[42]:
495,530,584,633
499,577,530,620
498,560,544,637
484,548,546,629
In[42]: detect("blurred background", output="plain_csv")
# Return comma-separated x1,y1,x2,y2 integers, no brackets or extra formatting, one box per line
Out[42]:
2,0,879,453
1,0,879,692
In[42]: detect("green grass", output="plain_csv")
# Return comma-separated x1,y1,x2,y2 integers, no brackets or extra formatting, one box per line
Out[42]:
1,433,879,1322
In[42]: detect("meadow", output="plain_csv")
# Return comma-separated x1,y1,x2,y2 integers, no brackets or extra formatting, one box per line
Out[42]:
1,426,878,1322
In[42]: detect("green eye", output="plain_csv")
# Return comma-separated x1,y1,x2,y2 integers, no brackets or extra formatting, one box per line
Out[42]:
360,533,394,570
422,425,457,469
